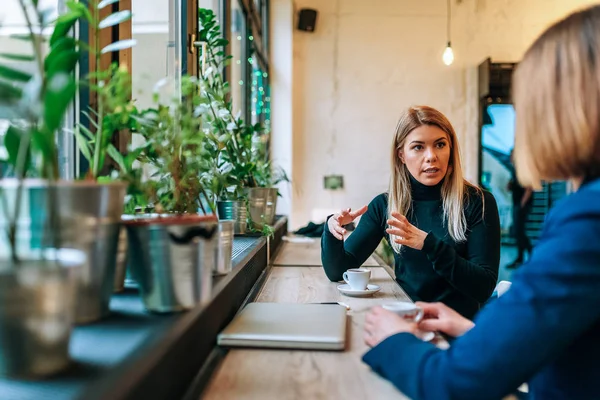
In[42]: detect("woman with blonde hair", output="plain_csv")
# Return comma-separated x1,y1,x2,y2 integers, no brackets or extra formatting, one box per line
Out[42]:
362,5,600,399
321,105,500,319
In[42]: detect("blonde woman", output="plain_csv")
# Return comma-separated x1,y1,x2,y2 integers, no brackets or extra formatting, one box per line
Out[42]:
321,106,500,319
363,5,600,399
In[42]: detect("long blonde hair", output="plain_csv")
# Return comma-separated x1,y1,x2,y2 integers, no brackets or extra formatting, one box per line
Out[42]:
388,106,480,253
513,5,600,189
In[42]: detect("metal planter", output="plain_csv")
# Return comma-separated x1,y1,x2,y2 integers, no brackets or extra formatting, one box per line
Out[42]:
213,220,234,276
0,249,84,378
113,226,128,293
0,179,126,324
247,187,278,229
216,200,247,234
125,214,218,313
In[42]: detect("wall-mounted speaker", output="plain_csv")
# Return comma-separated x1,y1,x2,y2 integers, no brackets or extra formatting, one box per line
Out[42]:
297,8,318,32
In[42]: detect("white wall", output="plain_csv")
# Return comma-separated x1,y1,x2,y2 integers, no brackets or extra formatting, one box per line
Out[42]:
274,0,598,230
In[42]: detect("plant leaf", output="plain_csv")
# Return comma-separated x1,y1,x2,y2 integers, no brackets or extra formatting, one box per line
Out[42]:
107,143,126,172
50,12,81,47
31,128,55,169
44,72,76,132
66,1,93,23
74,126,93,162
101,39,137,54
97,0,120,10
78,123,96,141
81,110,100,130
0,64,31,82
4,125,30,170
0,79,23,103
9,34,43,42
98,10,132,29
45,37,77,71
0,53,35,62
45,50,79,77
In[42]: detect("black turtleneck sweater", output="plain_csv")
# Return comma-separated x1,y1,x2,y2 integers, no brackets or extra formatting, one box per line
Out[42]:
321,178,500,319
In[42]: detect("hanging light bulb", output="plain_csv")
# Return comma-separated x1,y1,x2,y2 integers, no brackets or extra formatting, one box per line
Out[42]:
443,42,454,66
443,0,454,66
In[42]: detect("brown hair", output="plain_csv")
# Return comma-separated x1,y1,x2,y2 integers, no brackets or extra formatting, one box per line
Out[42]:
513,5,600,189
388,106,480,252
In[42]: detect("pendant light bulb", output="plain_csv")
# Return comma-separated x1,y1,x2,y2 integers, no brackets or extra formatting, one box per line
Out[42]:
443,42,454,66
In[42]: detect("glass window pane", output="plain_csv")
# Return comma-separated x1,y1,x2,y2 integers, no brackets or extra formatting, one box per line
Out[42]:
131,0,171,109
0,0,75,178
230,0,246,118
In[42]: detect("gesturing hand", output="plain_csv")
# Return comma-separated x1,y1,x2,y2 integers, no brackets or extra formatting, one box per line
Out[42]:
416,302,475,337
386,211,428,250
327,205,368,240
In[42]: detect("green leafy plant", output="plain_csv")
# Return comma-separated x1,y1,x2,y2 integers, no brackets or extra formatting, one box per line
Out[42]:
197,9,289,203
56,0,136,180
197,9,262,200
131,76,215,215
0,0,80,261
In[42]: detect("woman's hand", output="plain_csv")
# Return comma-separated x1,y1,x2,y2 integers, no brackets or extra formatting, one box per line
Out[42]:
364,306,418,347
416,302,475,337
386,211,428,250
327,205,368,240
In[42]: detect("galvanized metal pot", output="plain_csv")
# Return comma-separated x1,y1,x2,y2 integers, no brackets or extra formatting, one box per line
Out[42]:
0,249,84,379
113,226,128,293
213,220,234,275
125,214,218,313
0,179,126,324
247,187,278,229
216,200,247,234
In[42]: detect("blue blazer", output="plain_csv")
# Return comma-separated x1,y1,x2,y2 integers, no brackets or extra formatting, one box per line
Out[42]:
363,178,600,400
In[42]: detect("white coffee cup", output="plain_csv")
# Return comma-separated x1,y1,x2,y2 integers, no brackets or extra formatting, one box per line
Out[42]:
382,301,435,341
342,268,371,290
382,301,424,322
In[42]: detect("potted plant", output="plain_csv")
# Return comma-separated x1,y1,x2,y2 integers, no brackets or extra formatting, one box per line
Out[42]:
0,0,86,378
197,9,288,234
45,0,136,323
123,75,219,313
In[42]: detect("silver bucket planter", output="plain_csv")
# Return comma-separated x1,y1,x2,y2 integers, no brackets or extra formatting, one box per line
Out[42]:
113,226,128,293
125,214,218,313
0,249,84,379
0,179,126,324
216,200,247,234
247,187,278,229
213,220,234,276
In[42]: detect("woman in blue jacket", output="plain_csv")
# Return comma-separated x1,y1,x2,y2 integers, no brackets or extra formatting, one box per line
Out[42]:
362,5,600,400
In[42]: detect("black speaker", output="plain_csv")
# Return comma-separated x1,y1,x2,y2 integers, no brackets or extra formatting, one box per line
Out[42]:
298,8,317,32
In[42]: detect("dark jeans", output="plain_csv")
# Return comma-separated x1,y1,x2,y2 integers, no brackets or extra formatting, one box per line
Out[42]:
513,204,532,260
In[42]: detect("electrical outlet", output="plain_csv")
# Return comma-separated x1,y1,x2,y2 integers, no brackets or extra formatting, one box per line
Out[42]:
324,175,344,190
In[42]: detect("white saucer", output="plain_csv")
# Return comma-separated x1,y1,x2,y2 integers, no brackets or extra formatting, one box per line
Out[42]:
337,284,381,297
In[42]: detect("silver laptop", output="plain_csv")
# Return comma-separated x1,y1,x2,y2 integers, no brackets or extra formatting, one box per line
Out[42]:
217,302,347,351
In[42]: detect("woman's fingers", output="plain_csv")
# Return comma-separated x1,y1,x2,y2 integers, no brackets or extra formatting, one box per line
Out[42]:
349,205,368,219
418,318,445,333
387,217,410,230
391,212,409,223
416,302,444,317
386,227,408,237
334,224,346,236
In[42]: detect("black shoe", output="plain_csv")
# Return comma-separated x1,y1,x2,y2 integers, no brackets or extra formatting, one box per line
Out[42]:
506,259,523,269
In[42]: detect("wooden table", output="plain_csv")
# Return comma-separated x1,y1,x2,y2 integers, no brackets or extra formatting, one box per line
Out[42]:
203,266,413,399
272,239,380,267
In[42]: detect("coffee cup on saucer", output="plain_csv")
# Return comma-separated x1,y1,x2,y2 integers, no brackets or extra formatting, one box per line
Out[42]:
342,268,371,290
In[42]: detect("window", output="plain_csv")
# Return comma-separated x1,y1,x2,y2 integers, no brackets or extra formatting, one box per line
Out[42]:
229,0,246,117
0,0,76,178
